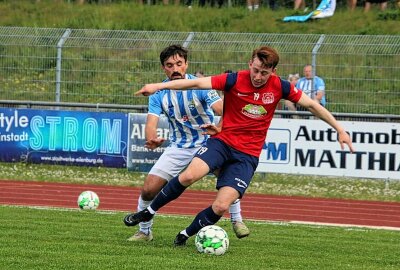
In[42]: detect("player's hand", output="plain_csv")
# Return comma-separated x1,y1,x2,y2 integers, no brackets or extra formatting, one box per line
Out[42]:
145,138,166,150
338,130,355,153
200,124,221,136
135,84,160,96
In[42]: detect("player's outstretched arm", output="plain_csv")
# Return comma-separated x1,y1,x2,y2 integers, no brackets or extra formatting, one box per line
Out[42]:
296,93,355,153
135,77,213,96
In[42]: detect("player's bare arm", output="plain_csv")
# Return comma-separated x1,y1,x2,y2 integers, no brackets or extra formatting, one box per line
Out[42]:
144,114,166,150
297,93,355,153
201,98,223,136
135,77,213,96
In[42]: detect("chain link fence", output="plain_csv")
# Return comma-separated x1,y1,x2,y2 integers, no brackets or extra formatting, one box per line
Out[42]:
1,26,399,117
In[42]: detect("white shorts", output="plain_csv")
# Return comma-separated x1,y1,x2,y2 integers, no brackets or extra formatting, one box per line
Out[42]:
149,146,200,181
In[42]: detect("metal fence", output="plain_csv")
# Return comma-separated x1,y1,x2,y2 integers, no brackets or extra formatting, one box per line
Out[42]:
1,26,399,116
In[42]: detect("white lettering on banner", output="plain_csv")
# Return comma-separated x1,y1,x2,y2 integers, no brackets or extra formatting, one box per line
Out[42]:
130,123,169,140
0,111,29,132
130,144,166,153
0,131,29,142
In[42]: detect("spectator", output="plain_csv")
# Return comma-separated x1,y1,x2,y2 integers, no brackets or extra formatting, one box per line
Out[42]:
364,0,387,11
195,70,205,77
247,0,260,11
294,0,306,10
348,0,357,11
296,64,326,107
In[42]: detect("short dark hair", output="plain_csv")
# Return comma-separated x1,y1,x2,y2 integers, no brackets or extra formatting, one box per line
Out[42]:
251,46,280,69
160,45,188,66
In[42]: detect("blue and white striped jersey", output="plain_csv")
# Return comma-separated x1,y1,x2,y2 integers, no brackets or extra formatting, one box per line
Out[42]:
148,74,221,148
296,76,326,107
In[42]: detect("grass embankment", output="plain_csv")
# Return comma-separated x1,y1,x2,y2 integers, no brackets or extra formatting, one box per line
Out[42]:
0,1,399,35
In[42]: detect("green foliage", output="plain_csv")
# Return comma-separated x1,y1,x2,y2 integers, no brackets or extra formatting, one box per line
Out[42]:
1,206,400,270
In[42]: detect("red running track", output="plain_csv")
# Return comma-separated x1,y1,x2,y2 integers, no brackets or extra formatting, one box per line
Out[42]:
1,180,400,230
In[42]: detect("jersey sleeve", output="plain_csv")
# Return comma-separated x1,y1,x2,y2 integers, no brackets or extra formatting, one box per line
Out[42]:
211,73,229,91
205,89,221,107
148,93,163,117
286,82,303,103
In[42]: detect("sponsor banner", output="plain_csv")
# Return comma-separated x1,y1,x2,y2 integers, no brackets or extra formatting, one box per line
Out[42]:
127,113,169,172
259,119,400,179
126,113,400,180
0,108,128,168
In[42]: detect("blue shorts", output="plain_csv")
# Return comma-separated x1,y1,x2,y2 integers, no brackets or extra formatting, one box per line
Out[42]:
194,138,259,198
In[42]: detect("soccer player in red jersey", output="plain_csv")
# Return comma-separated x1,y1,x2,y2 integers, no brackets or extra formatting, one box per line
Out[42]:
125,46,355,246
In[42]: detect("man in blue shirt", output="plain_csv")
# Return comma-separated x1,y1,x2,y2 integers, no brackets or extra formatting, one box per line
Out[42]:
125,45,249,242
296,64,326,107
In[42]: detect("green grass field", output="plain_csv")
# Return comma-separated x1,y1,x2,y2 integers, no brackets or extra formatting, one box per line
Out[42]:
1,205,400,270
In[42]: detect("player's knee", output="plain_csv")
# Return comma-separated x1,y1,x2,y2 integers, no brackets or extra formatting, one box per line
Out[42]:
212,201,230,216
180,170,199,185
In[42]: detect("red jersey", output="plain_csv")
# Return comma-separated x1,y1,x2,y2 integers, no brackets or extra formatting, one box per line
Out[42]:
211,70,302,157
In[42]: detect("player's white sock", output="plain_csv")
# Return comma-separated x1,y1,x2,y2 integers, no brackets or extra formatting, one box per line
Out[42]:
229,199,243,223
138,195,153,234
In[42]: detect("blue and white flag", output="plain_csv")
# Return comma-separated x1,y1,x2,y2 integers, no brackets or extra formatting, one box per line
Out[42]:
283,0,336,22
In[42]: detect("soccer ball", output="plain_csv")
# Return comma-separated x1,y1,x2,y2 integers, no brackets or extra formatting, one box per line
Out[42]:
195,225,229,256
77,191,100,210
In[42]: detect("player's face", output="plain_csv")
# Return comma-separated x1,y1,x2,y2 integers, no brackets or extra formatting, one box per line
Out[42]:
249,57,275,88
162,54,188,80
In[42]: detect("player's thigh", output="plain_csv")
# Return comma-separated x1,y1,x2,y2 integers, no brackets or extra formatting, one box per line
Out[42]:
180,157,211,185
194,138,230,172
217,153,258,198
149,146,199,181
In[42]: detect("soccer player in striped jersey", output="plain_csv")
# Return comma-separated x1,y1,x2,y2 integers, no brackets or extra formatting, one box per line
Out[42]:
124,45,249,242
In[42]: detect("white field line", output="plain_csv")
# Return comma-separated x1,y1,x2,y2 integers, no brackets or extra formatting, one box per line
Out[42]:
2,204,400,232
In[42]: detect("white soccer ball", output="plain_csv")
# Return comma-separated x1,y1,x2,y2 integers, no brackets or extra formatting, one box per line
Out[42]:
195,225,229,256
77,191,100,210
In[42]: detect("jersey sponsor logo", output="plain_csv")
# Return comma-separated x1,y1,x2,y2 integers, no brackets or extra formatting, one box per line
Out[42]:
262,93,274,104
241,104,267,119
188,100,196,110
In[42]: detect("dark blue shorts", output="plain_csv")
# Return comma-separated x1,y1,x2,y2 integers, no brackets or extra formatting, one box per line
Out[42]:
194,138,259,198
